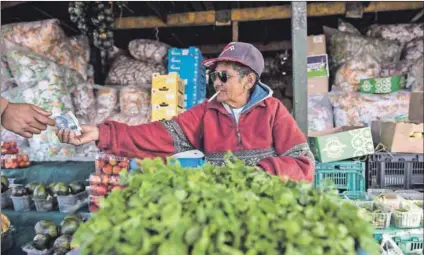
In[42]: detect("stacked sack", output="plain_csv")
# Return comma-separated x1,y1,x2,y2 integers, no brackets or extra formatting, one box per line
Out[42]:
0,19,98,161
325,21,423,128
102,39,169,125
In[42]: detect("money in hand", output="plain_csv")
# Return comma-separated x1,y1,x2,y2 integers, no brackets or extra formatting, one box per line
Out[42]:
54,112,82,136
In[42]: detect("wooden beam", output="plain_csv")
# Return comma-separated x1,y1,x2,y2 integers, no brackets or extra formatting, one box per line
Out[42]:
232,21,239,42
115,2,424,29
197,40,292,55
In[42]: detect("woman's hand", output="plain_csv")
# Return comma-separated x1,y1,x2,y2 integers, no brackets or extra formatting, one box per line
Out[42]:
55,124,100,146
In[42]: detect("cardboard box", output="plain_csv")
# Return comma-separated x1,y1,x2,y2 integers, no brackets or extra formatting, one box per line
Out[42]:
409,92,424,123
151,89,185,108
308,126,374,163
379,122,423,154
151,103,184,122
307,35,326,56
307,54,329,78
152,72,185,94
359,75,406,94
308,76,329,95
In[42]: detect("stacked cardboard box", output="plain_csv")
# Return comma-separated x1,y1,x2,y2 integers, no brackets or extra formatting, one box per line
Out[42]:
151,72,185,122
307,35,329,95
167,47,207,109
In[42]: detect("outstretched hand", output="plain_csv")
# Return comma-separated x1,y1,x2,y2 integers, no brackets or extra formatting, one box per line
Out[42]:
55,124,100,146
1,102,55,138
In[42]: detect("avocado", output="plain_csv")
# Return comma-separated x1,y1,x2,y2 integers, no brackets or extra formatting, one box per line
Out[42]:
60,218,80,236
53,235,72,254
63,214,83,224
25,182,40,195
33,184,48,199
33,234,50,250
11,185,27,197
35,220,58,239
69,181,85,195
47,182,57,196
1,176,9,192
53,183,70,196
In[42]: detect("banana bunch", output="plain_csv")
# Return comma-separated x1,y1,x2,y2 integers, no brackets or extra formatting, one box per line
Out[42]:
1,214,11,234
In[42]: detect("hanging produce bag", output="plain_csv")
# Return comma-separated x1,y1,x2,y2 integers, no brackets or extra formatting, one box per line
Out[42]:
128,39,170,64
407,57,424,92
119,85,151,116
6,49,84,89
308,95,334,132
333,55,381,92
323,26,403,69
2,19,89,80
106,55,166,86
366,23,424,44
94,85,119,124
329,91,410,127
71,82,97,125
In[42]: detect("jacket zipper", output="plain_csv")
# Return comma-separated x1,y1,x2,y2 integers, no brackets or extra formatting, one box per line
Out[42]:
229,108,242,145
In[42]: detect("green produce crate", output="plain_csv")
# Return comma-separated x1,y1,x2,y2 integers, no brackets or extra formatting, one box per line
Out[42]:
314,161,366,193
393,231,423,255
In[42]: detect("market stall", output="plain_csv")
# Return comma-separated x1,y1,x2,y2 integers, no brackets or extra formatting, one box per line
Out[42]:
1,1,423,255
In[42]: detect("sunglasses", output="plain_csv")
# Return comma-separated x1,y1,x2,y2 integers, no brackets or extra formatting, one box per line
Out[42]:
209,71,235,84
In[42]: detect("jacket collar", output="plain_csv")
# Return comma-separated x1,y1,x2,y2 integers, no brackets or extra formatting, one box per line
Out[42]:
207,81,273,114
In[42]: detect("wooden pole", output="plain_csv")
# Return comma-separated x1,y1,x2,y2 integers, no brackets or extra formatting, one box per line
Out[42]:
232,21,239,42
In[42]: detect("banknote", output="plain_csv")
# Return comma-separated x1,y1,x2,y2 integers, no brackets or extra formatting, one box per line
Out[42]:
54,111,82,136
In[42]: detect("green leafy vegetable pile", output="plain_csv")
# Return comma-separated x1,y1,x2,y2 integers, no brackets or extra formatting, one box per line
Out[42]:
73,155,379,255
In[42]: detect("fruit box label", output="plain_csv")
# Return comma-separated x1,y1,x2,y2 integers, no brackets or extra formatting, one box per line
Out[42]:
307,55,329,78
309,127,374,163
360,75,406,94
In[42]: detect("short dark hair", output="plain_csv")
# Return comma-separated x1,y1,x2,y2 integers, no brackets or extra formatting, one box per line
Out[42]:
219,61,259,85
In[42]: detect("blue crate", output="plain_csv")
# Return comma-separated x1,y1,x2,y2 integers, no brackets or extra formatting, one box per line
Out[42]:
168,47,203,57
172,150,205,168
314,161,366,193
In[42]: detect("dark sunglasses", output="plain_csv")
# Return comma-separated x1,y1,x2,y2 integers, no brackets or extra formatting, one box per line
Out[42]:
209,71,234,84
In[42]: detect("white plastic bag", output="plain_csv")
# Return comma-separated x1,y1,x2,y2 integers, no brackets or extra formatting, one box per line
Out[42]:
106,55,166,86
308,95,334,132
366,23,424,44
128,39,170,64
329,91,410,127
94,85,119,124
71,82,97,125
119,85,151,116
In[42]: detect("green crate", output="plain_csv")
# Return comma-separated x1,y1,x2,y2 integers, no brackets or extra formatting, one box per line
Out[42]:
393,231,423,255
314,161,366,193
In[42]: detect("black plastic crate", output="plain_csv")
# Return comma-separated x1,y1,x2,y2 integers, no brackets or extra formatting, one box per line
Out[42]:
367,153,424,190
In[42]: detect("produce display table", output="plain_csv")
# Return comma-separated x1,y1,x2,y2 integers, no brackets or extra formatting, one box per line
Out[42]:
1,161,94,255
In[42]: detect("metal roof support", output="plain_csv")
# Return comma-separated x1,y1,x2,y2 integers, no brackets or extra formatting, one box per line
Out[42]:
291,1,308,136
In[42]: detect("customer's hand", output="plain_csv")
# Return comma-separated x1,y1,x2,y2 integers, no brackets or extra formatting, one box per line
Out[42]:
55,124,100,146
1,102,55,138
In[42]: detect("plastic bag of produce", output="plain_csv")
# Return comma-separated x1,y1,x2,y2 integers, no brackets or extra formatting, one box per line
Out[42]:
1,128,29,152
403,37,423,62
71,82,97,125
324,26,403,69
308,95,334,132
94,85,119,124
379,60,410,78
329,91,410,127
1,19,66,52
2,19,89,80
119,85,151,116
407,57,424,91
6,49,84,89
107,112,151,126
333,55,381,92
105,55,166,86
128,39,170,64
366,23,424,44
338,19,361,34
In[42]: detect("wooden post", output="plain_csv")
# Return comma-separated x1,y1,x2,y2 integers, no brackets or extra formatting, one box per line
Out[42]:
232,21,239,42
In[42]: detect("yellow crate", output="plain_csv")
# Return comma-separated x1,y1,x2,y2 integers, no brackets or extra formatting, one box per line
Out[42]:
152,72,185,94
151,89,185,108
151,103,184,121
